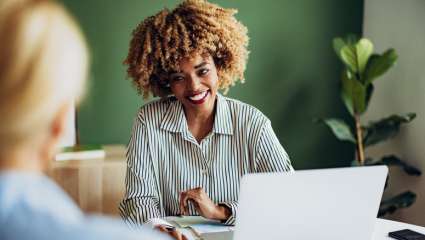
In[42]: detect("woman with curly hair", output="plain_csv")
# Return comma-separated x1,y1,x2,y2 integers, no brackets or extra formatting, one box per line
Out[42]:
120,0,293,227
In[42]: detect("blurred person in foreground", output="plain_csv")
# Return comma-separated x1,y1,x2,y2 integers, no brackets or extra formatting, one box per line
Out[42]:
0,0,185,239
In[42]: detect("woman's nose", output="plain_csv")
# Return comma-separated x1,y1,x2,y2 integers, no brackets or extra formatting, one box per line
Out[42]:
187,76,201,91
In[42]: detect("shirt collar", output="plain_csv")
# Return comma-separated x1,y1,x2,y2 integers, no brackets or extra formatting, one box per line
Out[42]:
160,98,187,133
212,93,233,135
160,93,233,135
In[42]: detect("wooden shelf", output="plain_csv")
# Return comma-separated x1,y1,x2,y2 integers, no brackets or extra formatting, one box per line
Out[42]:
47,144,127,216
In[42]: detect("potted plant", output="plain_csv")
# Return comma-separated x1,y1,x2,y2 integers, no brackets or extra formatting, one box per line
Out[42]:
318,35,422,216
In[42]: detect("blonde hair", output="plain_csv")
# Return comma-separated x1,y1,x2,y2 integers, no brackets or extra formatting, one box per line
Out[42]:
0,0,88,146
125,0,249,98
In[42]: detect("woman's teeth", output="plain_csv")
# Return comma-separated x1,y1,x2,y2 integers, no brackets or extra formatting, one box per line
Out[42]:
189,91,208,101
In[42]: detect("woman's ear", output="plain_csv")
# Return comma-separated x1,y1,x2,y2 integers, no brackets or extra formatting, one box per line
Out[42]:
40,102,73,164
51,103,72,142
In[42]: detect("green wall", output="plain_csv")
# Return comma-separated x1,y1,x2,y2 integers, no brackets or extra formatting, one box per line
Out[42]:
62,0,363,169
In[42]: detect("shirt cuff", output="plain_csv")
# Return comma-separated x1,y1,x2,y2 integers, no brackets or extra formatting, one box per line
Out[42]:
218,201,238,226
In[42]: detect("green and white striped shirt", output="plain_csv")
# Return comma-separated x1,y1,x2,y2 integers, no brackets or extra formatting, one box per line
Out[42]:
119,93,293,226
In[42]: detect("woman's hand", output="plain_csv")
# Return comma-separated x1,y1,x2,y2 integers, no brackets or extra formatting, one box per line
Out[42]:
156,225,188,240
179,187,231,221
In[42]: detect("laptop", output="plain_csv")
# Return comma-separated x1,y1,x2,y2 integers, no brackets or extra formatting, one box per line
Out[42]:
203,166,387,240
234,166,388,240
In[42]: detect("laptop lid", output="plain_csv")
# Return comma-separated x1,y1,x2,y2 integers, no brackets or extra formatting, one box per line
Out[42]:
234,166,388,240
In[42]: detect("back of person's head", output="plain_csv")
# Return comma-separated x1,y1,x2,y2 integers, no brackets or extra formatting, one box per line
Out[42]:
0,0,88,158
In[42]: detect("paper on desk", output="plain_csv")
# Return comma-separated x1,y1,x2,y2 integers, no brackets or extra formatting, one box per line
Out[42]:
166,216,233,234
179,228,197,240
145,217,175,229
166,216,215,227
190,223,233,234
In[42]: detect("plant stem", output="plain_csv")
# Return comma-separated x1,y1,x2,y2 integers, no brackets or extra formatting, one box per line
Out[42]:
354,114,365,165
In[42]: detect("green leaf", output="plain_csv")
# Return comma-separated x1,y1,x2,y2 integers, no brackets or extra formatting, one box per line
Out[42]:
341,70,367,115
356,39,374,75
333,38,346,60
340,44,358,73
367,155,422,176
364,49,398,84
340,38,373,75
365,84,374,110
318,118,356,143
341,71,354,115
363,113,417,147
341,92,354,116
378,191,416,217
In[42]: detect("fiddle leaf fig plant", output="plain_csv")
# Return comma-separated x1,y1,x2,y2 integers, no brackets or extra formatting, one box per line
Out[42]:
317,35,422,216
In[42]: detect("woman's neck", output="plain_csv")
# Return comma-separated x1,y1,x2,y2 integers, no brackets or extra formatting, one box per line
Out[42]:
185,100,217,143
0,146,45,173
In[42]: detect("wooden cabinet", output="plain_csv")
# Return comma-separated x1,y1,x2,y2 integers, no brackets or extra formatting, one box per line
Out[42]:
47,145,127,216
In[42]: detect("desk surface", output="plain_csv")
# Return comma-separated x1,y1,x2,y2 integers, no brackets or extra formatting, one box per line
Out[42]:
373,218,425,239
47,147,425,239
197,219,425,240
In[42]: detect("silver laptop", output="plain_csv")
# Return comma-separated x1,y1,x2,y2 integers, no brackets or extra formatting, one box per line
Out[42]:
225,166,387,240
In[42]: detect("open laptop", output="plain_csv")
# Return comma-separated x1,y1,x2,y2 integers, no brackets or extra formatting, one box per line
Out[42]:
203,166,388,240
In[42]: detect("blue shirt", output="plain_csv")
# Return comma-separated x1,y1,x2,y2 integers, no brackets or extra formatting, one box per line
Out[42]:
0,171,171,240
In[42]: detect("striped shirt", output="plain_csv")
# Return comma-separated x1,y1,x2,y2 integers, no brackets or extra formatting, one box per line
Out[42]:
119,93,293,226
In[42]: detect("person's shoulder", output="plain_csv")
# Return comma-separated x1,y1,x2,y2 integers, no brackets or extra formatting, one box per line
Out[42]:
135,96,177,124
222,95,269,123
0,173,82,227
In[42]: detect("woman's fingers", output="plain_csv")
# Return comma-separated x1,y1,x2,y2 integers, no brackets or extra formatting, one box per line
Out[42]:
156,225,187,240
179,187,228,220
180,190,196,215
155,225,175,232
180,190,200,215
180,187,213,217
168,229,187,240
179,191,188,215
156,225,168,233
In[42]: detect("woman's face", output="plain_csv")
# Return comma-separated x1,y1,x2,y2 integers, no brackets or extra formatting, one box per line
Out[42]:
169,53,219,116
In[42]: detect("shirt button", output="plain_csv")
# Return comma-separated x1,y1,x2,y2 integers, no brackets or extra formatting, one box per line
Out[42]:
201,169,208,175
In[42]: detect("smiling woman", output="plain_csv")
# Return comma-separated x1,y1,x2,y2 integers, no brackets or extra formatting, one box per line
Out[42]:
119,0,294,228
169,54,219,142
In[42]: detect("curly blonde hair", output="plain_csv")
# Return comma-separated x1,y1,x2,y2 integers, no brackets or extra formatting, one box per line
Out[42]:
125,0,249,98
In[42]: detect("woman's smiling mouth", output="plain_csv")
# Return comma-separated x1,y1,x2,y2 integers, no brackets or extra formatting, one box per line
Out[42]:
186,90,209,104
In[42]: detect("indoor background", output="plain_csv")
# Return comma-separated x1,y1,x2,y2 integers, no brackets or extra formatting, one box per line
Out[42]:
60,0,424,225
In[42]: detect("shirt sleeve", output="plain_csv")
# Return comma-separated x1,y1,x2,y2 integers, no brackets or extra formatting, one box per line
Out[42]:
255,120,294,172
218,120,293,226
218,201,238,226
119,117,162,226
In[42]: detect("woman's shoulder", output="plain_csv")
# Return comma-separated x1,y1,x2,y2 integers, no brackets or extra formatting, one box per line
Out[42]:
221,95,270,125
135,96,177,124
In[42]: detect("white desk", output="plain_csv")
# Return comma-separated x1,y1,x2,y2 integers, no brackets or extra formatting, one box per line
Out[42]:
193,218,425,240
373,218,425,240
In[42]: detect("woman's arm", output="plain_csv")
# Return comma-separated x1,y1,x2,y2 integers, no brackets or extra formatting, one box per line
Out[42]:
119,117,162,226
254,120,294,173
216,119,293,226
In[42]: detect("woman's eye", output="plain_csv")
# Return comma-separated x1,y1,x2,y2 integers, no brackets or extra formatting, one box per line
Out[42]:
171,76,184,82
198,69,209,76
